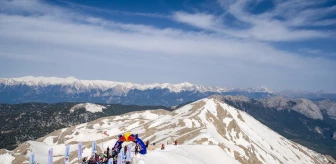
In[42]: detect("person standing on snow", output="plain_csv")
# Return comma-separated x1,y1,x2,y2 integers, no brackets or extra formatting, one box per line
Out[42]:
174,140,177,145
146,141,149,148
87,156,95,164
161,143,165,150
134,144,139,155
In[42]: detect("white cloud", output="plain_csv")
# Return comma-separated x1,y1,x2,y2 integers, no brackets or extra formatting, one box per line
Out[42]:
173,12,222,31
0,0,335,91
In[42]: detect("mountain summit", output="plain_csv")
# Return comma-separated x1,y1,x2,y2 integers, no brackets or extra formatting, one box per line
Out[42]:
1,98,334,164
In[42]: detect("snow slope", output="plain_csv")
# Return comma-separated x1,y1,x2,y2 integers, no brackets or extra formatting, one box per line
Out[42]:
134,145,239,164
0,98,334,164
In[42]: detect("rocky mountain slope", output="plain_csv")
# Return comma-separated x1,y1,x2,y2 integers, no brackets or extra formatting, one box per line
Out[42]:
316,100,336,120
0,98,334,164
220,96,336,158
0,102,169,150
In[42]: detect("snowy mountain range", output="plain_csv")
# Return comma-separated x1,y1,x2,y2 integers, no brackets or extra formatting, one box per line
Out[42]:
0,76,273,93
1,76,335,106
1,98,334,164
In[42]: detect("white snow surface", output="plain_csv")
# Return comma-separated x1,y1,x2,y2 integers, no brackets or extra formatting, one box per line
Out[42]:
0,153,14,164
0,76,273,93
134,145,239,164
1,98,332,164
70,103,106,113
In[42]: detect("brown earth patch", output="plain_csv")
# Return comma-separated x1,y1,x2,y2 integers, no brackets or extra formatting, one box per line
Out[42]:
237,111,245,122
175,128,202,144
12,154,28,164
195,138,208,144
13,142,31,154
177,119,185,127
237,145,263,164
180,101,206,116
0,149,7,155
234,150,263,164
227,120,241,139
55,126,76,144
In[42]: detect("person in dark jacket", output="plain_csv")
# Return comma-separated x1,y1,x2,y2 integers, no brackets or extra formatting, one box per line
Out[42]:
82,157,88,164
88,156,95,164
134,144,139,155
106,147,110,158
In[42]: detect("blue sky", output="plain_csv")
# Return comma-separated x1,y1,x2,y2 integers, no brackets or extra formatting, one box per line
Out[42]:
0,0,335,92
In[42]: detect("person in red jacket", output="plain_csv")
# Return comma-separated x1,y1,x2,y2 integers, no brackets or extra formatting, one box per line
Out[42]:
161,143,165,150
146,141,149,148
174,140,177,145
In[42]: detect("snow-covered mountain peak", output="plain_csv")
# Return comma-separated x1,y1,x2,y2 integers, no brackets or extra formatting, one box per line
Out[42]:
252,86,274,93
1,98,333,164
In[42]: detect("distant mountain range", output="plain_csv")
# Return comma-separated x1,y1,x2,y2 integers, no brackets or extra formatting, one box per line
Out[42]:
1,76,335,106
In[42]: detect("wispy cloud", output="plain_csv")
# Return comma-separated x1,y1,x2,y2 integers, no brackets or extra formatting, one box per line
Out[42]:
0,0,335,91
173,0,334,41
173,12,222,31
62,1,169,19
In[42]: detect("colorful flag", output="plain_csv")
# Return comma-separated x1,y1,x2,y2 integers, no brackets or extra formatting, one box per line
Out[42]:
108,158,113,164
92,140,97,152
120,146,125,161
48,148,53,164
78,142,82,159
64,144,70,163
29,152,35,164
117,152,122,164
126,144,132,162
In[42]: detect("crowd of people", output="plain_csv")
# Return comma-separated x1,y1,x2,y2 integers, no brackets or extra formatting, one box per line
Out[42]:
80,140,178,164
81,145,134,164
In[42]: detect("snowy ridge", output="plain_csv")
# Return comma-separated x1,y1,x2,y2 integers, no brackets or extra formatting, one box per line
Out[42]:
0,76,273,93
0,98,334,164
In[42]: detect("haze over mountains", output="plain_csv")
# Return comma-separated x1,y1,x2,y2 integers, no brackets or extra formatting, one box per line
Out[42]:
1,98,335,164
1,76,335,106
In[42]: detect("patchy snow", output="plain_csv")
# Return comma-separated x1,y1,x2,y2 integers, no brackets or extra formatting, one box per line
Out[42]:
1,98,332,164
315,127,323,135
0,153,14,164
43,136,55,145
70,103,106,113
183,119,192,128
